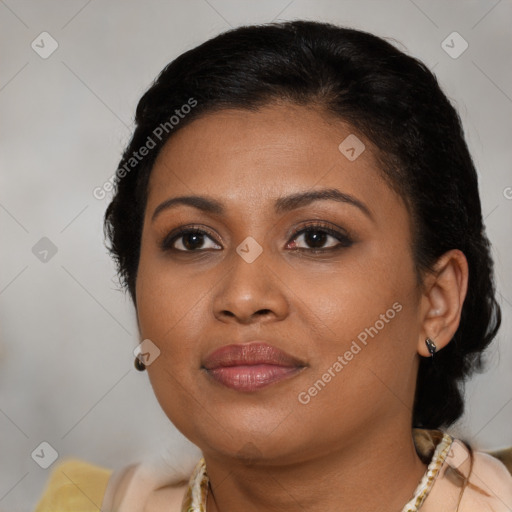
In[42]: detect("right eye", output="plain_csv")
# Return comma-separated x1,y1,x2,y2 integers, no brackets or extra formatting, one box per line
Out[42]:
160,227,222,252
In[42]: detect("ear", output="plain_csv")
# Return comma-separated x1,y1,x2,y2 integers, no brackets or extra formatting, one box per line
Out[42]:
417,249,469,357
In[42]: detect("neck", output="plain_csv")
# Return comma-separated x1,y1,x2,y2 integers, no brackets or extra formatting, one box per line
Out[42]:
202,421,428,512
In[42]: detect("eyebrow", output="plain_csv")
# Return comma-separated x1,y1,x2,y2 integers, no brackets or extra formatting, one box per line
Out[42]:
151,188,374,223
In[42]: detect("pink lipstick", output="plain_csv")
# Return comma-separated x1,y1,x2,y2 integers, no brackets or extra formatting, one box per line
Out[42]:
202,342,305,392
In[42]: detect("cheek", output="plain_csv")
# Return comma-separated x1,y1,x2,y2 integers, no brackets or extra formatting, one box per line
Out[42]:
289,242,420,403
136,241,207,340
291,301,419,449
287,242,413,347
136,261,214,442
135,258,211,417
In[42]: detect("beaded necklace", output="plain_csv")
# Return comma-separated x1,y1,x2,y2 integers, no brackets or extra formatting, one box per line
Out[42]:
181,432,453,512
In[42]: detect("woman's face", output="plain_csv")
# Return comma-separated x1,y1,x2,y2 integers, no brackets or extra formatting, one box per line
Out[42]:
136,103,425,464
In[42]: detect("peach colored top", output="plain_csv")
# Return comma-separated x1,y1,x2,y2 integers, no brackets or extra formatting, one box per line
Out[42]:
33,429,512,512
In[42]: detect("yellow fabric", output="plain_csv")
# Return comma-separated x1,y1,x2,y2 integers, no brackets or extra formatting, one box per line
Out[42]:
33,458,112,512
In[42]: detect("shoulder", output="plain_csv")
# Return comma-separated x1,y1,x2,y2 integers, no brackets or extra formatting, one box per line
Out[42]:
467,447,512,509
102,460,189,512
487,446,512,476
33,458,112,512
142,481,189,512
428,437,512,511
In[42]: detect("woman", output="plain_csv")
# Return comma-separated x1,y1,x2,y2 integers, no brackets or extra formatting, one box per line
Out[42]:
34,20,512,512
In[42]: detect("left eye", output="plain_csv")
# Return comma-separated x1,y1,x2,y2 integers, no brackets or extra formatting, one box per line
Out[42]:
287,225,353,251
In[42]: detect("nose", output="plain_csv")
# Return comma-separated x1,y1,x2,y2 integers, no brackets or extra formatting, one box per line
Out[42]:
212,248,289,325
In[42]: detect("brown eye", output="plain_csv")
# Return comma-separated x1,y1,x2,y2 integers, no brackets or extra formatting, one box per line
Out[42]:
160,228,221,252
287,223,353,252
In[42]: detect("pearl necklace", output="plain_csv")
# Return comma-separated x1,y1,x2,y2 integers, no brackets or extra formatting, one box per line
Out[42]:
181,432,453,512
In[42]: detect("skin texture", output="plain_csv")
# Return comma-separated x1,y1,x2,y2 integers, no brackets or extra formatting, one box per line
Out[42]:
135,103,469,512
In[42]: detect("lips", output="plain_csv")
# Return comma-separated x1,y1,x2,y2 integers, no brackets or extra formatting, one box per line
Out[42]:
202,342,306,392
203,342,305,369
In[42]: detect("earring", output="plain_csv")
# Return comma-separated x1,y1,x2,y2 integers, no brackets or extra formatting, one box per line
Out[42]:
134,355,146,371
425,337,437,358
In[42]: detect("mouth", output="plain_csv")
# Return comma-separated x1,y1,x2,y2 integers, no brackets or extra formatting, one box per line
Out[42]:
201,341,306,392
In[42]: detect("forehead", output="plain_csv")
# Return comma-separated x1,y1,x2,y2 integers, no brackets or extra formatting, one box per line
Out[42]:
146,103,401,219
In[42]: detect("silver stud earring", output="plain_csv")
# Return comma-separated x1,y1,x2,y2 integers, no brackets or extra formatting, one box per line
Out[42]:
425,337,437,358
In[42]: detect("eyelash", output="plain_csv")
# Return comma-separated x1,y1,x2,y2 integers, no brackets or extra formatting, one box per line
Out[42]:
160,222,354,254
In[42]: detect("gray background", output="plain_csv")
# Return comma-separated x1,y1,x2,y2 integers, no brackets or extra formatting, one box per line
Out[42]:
0,1,511,510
